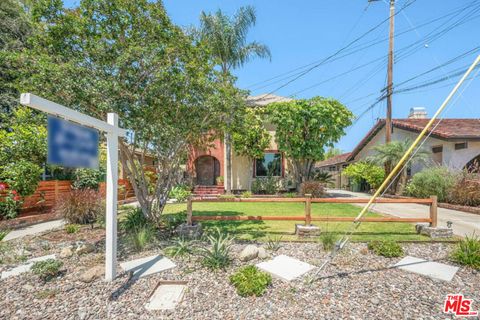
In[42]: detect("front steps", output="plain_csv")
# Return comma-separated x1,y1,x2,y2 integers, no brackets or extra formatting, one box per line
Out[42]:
193,185,224,196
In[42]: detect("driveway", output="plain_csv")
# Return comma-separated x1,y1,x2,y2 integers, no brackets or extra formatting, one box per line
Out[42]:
328,189,480,238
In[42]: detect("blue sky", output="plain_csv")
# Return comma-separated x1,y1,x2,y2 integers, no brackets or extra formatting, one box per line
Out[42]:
63,0,480,152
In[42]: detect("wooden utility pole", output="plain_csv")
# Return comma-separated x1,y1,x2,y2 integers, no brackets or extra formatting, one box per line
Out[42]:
386,0,395,144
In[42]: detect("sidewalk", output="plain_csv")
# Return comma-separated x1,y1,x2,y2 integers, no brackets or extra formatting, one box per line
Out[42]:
329,189,480,238
2,220,65,242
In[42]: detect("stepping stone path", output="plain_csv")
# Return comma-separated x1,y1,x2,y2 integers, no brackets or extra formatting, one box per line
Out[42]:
1,254,56,279
256,255,315,281
145,282,187,311
120,255,176,279
394,256,459,282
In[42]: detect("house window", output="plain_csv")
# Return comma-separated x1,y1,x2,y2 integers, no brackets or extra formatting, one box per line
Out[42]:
255,152,282,177
432,145,443,165
455,142,468,150
328,166,337,172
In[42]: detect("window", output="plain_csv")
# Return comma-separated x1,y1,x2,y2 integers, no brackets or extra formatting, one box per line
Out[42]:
329,166,337,172
455,142,468,150
255,153,282,177
432,146,443,153
432,145,443,165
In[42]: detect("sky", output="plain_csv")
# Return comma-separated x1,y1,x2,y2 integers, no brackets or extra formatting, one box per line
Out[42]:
63,0,480,153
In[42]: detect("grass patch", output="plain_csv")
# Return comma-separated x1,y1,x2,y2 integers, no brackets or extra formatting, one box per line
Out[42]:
163,202,430,242
319,232,338,251
65,224,80,234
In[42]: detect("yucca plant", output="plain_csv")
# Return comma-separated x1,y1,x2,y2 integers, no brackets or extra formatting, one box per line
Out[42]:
165,237,195,258
265,235,283,252
199,228,234,270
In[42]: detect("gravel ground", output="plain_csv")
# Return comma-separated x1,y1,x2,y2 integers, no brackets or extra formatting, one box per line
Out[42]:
0,227,478,320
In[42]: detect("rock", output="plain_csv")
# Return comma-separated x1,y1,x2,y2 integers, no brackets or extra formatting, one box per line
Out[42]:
175,223,203,239
76,243,95,255
239,245,259,262
22,284,34,292
295,224,321,237
257,247,268,259
79,265,104,283
59,247,74,258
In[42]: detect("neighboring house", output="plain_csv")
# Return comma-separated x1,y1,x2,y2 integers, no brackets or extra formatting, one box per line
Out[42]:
186,94,294,194
319,108,480,189
314,152,352,189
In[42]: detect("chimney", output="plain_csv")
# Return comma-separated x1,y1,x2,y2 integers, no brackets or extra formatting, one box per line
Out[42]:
408,107,427,119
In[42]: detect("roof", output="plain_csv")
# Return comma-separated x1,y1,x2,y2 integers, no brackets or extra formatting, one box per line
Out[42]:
246,94,293,107
316,152,352,168
348,118,480,161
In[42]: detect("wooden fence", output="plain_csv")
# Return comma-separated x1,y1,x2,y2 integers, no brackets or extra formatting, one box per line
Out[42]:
186,195,438,227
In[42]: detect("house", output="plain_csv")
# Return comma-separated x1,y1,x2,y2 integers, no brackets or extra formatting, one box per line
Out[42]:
317,107,480,189
186,94,294,195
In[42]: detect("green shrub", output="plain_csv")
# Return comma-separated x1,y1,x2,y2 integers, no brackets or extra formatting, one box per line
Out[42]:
31,259,63,281
343,161,385,190
199,228,233,270
405,167,455,202
121,208,148,232
283,192,297,198
216,176,224,185
230,265,272,297
55,189,104,225
218,194,236,200
64,224,80,234
368,240,403,258
265,235,282,252
251,175,279,195
300,181,325,198
241,191,252,198
72,168,104,190
160,213,186,233
451,235,480,270
2,160,42,197
165,237,195,258
128,226,155,251
319,233,337,251
0,230,9,241
169,185,192,202
0,189,22,219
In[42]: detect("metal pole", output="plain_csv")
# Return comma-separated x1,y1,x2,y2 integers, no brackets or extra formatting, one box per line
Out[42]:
386,0,395,145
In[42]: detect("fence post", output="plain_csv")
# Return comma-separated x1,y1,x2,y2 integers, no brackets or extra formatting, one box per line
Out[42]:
54,180,59,205
305,194,312,226
430,195,437,227
187,196,193,226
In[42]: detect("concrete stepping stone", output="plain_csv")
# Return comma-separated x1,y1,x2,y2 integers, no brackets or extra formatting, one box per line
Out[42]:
145,281,187,311
120,255,175,279
393,256,459,282
1,254,56,279
256,254,315,281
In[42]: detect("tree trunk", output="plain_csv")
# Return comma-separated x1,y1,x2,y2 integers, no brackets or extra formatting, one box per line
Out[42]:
225,132,232,194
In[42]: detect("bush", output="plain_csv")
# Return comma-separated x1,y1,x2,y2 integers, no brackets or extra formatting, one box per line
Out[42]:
312,170,334,186
121,208,149,232
300,181,325,198
31,259,63,281
230,265,272,297
283,192,297,198
199,227,233,270
241,191,252,198
368,240,403,258
0,189,22,219
55,189,104,225
169,185,192,202
405,167,455,202
128,226,155,251
1,160,42,197
343,161,385,190
251,175,279,195
320,233,337,251
447,171,480,207
165,237,195,258
72,168,104,190
451,235,480,270
65,224,80,234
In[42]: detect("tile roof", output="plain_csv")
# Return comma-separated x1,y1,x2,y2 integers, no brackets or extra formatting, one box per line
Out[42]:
315,152,352,167
348,118,480,161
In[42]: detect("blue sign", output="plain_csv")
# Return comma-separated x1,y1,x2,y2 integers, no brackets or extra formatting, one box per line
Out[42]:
47,116,99,169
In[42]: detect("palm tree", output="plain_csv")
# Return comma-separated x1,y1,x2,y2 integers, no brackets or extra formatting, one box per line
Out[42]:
199,6,271,194
369,139,430,194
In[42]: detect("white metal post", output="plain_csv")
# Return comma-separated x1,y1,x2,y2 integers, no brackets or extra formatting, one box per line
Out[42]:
105,113,119,281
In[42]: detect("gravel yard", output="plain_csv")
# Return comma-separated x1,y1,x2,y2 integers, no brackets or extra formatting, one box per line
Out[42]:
0,227,478,320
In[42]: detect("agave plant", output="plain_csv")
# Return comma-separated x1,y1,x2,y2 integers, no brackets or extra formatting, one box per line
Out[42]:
198,227,234,270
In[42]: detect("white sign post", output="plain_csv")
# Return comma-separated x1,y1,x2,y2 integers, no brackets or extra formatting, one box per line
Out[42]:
20,93,127,282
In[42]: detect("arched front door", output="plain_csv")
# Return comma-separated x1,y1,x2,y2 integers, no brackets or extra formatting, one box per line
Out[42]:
464,154,480,173
195,156,220,185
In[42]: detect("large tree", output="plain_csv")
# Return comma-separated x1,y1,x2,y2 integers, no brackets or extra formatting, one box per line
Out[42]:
268,97,353,187
199,5,271,194
14,0,230,222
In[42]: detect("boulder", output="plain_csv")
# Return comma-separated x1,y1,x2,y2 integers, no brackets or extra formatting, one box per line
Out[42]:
79,265,104,283
257,247,268,259
76,243,95,255
59,246,74,258
239,245,259,262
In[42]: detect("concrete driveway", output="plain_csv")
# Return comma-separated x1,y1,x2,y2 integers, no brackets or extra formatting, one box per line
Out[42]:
328,189,480,238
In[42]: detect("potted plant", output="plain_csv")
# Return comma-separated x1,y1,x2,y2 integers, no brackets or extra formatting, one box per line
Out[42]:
216,176,224,186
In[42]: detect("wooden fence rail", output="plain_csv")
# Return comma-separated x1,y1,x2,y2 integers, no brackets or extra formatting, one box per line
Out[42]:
186,195,438,227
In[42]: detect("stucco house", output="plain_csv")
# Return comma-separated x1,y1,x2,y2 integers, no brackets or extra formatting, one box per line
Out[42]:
316,108,480,189
186,94,294,195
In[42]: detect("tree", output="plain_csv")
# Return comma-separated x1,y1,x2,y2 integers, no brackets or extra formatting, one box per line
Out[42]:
324,147,343,160
267,97,353,187
369,139,430,194
343,161,385,190
199,5,271,194
231,108,270,187
15,0,229,222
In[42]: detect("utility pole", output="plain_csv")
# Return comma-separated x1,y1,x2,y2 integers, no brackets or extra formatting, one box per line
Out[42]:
386,0,395,144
